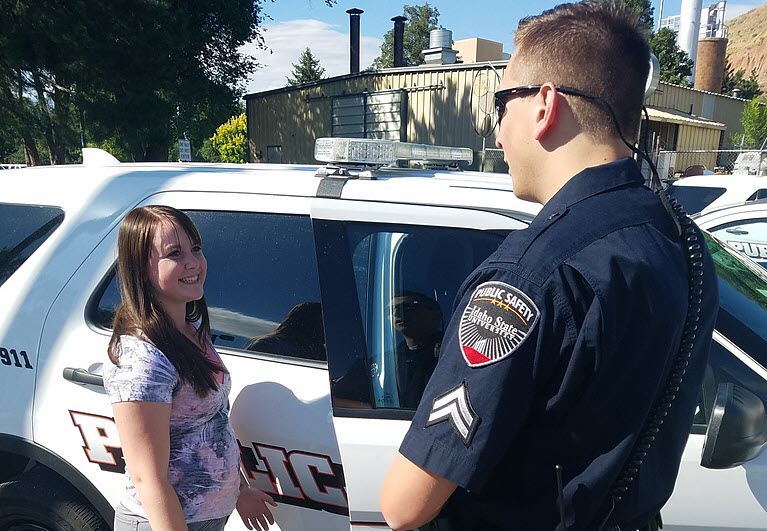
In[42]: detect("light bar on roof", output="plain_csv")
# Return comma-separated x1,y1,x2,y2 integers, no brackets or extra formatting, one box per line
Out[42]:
314,138,473,165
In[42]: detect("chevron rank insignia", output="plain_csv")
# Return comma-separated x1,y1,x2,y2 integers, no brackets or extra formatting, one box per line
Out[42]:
459,281,540,367
425,380,479,446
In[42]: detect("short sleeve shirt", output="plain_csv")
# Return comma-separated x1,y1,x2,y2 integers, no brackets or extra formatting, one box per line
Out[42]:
399,159,718,530
103,335,241,523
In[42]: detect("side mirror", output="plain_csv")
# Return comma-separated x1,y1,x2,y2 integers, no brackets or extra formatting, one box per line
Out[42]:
701,383,767,469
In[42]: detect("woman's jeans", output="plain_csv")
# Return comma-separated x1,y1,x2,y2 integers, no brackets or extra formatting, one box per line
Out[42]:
114,504,228,531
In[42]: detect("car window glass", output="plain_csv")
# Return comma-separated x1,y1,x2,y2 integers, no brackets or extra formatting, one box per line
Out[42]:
706,234,767,369
710,219,767,268
746,189,767,201
90,211,325,362
329,222,506,411
0,203,64,287
666,185,726,214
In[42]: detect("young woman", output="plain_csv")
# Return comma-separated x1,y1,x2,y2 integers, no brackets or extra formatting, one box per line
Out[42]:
104,205,275,531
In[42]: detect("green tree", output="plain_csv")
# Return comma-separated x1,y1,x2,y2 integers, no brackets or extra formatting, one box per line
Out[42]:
722,61,763,100
0,0,86,165
0,0,313,164
733,98,767,149
287,48,326,86
211,113,247,163
372,3,440,69
596,0,653,31
199,138,222,163
649,28,694,87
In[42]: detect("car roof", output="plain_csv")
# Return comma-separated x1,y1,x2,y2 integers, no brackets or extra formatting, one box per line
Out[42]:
1,161,541,220
693,197,767,220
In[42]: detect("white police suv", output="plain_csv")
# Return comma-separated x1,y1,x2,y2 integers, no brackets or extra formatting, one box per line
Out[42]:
694,199,767,269
1,139,766,531
667,174,767,215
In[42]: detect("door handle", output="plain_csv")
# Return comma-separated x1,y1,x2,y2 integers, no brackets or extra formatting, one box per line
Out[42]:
63,367,104,387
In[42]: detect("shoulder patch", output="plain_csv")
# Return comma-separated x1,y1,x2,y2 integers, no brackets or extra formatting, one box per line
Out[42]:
459,280,540,367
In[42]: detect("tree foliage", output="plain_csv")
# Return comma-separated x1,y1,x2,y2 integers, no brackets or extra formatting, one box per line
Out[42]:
735,98,767,149
649,28,694,87
372,3,440,69
722,61,763,100
211,113,248,163
603,0,654,31
287,48,326,86
0,0,275,164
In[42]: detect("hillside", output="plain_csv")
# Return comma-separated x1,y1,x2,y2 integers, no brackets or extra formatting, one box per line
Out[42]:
725,1,767,89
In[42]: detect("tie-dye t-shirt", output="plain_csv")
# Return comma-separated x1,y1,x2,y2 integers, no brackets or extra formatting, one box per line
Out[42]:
104,334,240,522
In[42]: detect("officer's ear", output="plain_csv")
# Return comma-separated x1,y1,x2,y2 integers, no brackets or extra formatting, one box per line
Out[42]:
533,83,560,141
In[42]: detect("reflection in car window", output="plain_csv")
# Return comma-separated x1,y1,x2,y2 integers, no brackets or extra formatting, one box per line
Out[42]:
667,185,726,214
89,211,325,361
710,219,767,269
0,203,64,288
707,234,767,369
331,223,506,410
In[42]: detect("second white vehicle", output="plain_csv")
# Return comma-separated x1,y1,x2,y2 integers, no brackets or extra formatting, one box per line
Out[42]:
695,199,767,268
667,174,767,215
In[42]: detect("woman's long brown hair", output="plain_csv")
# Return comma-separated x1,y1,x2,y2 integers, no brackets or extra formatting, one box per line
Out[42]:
107,205,225,396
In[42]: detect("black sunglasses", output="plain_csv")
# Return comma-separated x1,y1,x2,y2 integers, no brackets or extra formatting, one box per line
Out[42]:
494,84,601,125
387,299,440,315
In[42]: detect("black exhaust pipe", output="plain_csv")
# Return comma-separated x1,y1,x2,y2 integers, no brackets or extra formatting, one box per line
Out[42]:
392,16,407,67
347,8,363,74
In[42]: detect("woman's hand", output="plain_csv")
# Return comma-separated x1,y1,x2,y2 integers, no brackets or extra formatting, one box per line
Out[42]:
236,485,277,531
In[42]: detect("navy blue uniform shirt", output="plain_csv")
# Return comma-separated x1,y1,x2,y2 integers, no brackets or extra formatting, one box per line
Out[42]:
399,158,718,531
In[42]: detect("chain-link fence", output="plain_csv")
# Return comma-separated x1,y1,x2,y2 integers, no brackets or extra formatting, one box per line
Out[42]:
657,150,767,180
478,148,508,173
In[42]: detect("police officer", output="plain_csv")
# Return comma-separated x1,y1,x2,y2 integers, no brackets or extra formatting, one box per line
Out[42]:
380,2,718,530
390,291,444,408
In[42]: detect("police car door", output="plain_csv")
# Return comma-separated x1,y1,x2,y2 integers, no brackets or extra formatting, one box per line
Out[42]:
312,197,526,530
663,235,767,530
35,191,348,531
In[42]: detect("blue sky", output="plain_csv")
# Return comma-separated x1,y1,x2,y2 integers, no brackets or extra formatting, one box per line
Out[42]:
241,0,766,94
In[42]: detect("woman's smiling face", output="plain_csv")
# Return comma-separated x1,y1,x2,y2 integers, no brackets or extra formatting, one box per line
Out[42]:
146,219,207,312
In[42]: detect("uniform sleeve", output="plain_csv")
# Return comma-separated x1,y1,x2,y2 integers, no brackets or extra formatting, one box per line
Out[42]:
104,336,179,404
399,267,571,492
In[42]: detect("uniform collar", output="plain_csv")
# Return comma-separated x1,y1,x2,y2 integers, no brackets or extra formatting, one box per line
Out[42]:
542,157,643,214
492,158,644,266
530,157,643,225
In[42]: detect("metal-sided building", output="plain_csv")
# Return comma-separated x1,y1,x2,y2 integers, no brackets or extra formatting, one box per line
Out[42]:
244,32,747,171
245,61,505,166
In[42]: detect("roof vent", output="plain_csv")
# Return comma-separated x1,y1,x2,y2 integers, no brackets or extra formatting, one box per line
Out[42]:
422,29,457,65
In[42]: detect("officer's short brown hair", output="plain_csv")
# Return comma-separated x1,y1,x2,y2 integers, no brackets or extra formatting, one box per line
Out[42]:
513,0,650,142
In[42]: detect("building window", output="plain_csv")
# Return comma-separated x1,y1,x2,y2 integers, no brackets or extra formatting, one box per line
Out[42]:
331,90,407,141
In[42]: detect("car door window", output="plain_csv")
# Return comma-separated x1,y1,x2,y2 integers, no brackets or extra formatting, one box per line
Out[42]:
317,220,506,413
0,203,64,287
666,185,726,214
89,211,326,362
710,218,767,268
